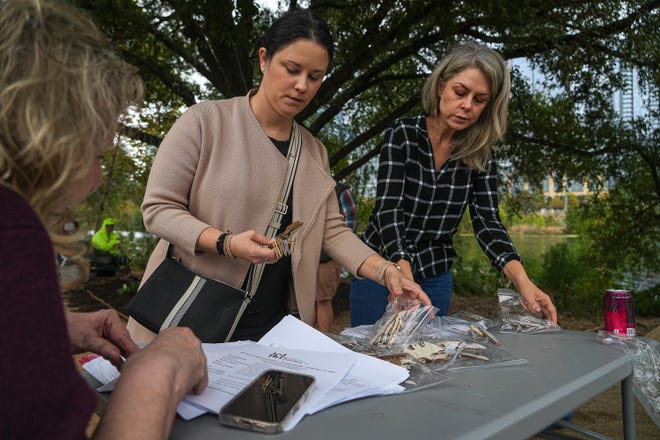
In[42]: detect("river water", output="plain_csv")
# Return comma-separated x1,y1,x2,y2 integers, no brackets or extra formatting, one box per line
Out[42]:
455,234,659,292
454,233,575,263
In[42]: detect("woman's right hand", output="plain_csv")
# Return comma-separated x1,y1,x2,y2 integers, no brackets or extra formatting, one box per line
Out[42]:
97,327,208,438
124,327,208,397
229,229,279,265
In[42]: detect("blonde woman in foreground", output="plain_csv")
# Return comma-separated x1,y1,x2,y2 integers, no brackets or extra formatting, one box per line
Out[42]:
0,0,207,438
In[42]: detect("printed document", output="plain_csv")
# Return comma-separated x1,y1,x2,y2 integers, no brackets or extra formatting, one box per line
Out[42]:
258,315,408,412
82,315,409,430
184,341,357,430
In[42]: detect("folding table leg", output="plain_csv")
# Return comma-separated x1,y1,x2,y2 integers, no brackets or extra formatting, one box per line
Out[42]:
621,374,636,440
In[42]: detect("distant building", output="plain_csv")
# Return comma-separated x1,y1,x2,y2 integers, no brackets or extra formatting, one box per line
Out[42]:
508,175,614,198
616,66,635,120
503,61,657,203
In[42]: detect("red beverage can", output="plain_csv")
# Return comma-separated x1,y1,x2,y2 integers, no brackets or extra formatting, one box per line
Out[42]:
603,289,635,336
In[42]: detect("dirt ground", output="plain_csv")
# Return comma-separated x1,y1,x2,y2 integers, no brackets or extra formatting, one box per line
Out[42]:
65,275,660,439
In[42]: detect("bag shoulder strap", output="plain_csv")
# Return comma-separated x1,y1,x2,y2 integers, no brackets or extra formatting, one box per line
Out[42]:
265,121,302,239
226,122,303,341
163,122,301,262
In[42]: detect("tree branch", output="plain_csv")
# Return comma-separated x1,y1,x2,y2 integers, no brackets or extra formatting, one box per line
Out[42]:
119,124,163,148
329,94,419,168
507,132,613,157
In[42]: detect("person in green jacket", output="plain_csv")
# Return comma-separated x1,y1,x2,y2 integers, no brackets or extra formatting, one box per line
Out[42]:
92,218,121,254
92,217,131,276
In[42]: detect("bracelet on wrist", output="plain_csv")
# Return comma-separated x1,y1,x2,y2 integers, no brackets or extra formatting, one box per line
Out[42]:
376,260,401,285
224,233,237,259
216,232,229,256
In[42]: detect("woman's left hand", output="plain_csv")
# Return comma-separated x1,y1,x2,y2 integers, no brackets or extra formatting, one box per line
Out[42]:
519,284,558,323
503,260,557,323
66,309,140,370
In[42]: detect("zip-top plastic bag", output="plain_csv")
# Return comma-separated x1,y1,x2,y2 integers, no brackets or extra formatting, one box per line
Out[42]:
369,296,438,348
495,288,561,334
597,331,660,425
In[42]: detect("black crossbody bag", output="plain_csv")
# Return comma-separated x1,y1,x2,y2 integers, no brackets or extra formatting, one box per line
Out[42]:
126,123,302,342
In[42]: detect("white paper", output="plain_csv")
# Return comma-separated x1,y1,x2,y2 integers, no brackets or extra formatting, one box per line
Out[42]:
82,355,120,384
258,315,408,412
176,399,210,420
83,342,253,420
82,318,407,429
184,341,357,430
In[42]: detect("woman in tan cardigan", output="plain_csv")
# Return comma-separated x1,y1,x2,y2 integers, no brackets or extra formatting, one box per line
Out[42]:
127,9,430,343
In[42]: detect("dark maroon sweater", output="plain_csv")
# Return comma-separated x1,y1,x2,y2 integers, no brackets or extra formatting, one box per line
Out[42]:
0,186,95,439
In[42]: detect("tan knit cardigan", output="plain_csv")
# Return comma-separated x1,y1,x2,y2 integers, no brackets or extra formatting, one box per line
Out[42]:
127,94,374,343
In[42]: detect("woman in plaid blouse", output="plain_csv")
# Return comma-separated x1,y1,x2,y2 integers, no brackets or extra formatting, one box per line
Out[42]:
350,42,557,326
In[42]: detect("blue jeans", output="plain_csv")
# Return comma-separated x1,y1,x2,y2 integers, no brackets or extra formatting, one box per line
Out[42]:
349,271,453,326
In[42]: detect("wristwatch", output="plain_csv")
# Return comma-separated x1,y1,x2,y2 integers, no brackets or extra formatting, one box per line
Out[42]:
216,233,229,256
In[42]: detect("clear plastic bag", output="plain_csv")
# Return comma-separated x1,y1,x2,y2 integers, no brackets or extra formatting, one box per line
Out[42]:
340,316,526,373
597,331,660,424
421,317,526,370
437,312,502,346
495,288,561,334
437,310,489,333
368,297,438,349
326,333,450,392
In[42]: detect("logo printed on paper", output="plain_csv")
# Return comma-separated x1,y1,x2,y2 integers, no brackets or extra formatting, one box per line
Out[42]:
268,351,304,365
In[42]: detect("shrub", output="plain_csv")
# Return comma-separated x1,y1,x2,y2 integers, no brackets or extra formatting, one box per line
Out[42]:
569,268,615,319
452,256,507,297
538,243,581,310
122,232,159,271
635,285,660,316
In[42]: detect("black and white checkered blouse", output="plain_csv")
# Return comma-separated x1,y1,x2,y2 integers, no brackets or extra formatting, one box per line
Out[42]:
361,115,520,280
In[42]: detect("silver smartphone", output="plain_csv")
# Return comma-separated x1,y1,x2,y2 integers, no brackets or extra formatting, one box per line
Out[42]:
219,369,316,434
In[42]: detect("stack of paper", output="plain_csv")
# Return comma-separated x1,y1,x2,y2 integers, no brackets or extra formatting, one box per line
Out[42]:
258,315,409,413
82,315,409,431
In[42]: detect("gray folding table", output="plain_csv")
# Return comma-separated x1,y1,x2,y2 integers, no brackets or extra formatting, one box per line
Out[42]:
85,329,635,440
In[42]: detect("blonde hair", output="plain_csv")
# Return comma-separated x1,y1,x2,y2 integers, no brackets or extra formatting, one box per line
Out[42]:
421,41,510,171
0,0,143,286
